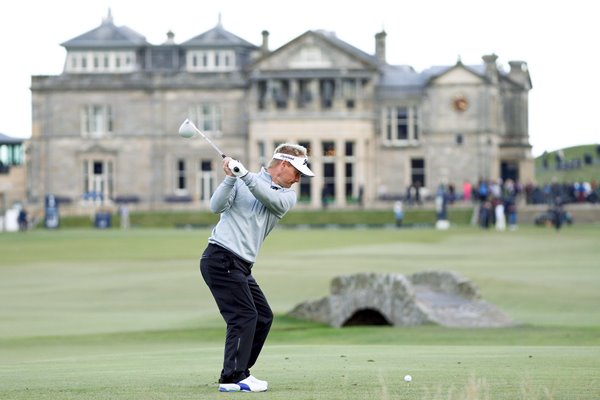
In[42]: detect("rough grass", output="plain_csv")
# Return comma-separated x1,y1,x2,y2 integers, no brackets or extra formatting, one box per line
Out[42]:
1,225,599,399
535,144,600,184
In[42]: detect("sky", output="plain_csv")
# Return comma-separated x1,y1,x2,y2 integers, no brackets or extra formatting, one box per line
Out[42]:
0,0,598,156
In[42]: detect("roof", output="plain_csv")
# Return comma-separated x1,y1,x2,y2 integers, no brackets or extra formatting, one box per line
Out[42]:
312,30,379,67
0,132,24,144
379,60,514,89
379,64,428,87
61,10,147,49
181,21,257,49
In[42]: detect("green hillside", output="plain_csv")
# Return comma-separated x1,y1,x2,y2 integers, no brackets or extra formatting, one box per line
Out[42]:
535,144,599,184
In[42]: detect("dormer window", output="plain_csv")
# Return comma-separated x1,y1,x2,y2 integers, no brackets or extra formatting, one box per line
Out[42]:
186,50,236,72
65,51,136,73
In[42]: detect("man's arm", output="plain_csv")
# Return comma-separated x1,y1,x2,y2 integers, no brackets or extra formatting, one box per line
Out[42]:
210,176,237,213
240,174,296,218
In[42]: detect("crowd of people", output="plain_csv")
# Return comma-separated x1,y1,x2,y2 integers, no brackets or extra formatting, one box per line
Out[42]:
521,180,599,205
395,176,598,231
470,179,519,230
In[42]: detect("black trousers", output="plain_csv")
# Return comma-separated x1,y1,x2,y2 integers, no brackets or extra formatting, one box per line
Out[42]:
200,244,273,383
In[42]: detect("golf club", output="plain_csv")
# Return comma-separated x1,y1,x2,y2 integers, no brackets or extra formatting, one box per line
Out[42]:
178,119,239,172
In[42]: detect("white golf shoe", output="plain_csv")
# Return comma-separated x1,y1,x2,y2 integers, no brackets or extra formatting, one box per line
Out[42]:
218,375,268,392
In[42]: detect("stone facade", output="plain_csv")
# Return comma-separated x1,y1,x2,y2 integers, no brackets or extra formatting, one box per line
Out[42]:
27,12,533,214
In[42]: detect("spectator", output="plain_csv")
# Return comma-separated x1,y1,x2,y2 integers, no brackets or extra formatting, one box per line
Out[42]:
551,197,565,231
462,180,472,202
495,202,506,231
119,204,130,229
17,208,28,231
479,200,492,229
393,201,404,227
435,184,448,221
358,185,364,208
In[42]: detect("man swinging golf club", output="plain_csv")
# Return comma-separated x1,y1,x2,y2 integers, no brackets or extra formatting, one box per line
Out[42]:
200,144,314,392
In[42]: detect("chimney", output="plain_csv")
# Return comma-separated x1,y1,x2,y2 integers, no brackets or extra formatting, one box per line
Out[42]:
482,53,499,83
375,30,387,64
164,30,175,45
261,30,270,54
508,61,532,89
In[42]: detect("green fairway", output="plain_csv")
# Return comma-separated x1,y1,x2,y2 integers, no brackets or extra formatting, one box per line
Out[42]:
1,225,599,399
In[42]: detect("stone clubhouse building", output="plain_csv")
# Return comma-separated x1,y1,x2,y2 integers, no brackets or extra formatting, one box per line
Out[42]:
27,11,533,213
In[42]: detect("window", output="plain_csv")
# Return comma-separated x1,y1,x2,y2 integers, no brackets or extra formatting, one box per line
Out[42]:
322,141,336,205
257,81,268,110
456,133,464,145
382,106,420,146
65,51,136,73
396,108,408,140
298,141,312,202
345,141,355,199
81,104,113,138
320,79,335,109
272,80,289,109
190,104,222,133
342,79,357,109
297,79,313,108
186,50,236,72
0,144,23,166
198,160,214,205
82,159,114,204
257,141,266,167
411,158,425,187
176,159,187,194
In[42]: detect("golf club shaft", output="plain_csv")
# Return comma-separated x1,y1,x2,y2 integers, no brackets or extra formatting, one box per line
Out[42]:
188,122,226,158
185,120,239,172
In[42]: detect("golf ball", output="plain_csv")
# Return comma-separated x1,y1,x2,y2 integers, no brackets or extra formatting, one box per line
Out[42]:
404,374,412,382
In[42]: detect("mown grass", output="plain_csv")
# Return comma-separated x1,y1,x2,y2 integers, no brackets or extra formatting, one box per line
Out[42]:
1,225,599,399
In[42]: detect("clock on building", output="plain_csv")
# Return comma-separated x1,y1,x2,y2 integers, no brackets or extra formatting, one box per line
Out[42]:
453,95,468,112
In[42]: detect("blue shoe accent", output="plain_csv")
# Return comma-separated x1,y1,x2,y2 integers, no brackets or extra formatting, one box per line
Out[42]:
238,383,251,392
218,383,240,392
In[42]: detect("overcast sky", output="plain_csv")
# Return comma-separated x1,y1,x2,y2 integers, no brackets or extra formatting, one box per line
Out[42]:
1,0,597,156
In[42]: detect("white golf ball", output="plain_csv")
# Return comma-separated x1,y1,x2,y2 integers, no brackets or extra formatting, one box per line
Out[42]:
404,374,412,382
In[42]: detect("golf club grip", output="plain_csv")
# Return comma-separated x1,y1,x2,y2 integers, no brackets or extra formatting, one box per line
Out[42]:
221,154,240,173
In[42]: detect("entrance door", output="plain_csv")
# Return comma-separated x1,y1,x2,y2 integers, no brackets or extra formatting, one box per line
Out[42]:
500,161,519,182
83,159,113,203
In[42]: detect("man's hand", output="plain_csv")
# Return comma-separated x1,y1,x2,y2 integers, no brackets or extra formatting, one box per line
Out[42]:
228,159,248,177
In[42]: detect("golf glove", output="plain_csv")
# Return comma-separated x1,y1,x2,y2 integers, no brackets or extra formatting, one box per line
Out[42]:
228,159,248,177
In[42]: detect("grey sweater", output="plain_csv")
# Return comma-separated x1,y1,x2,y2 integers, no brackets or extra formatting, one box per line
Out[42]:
207,168,297,263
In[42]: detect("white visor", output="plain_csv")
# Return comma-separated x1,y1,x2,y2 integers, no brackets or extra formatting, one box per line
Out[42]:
273,153,315,177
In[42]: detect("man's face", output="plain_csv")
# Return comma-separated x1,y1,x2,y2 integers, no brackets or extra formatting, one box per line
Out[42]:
276,161,301,188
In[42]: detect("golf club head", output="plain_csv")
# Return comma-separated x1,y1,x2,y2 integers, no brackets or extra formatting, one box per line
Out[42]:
178,119,198,139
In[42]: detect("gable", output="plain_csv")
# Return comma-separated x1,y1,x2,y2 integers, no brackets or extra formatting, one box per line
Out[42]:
428,64,484,86
252,31,378,72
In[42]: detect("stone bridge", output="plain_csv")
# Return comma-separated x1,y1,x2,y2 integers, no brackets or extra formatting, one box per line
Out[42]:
288,271,515,328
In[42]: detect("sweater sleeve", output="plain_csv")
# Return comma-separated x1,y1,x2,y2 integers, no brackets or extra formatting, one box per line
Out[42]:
209,176,238,213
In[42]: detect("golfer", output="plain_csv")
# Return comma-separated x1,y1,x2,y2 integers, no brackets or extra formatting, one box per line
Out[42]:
200,144,314,392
